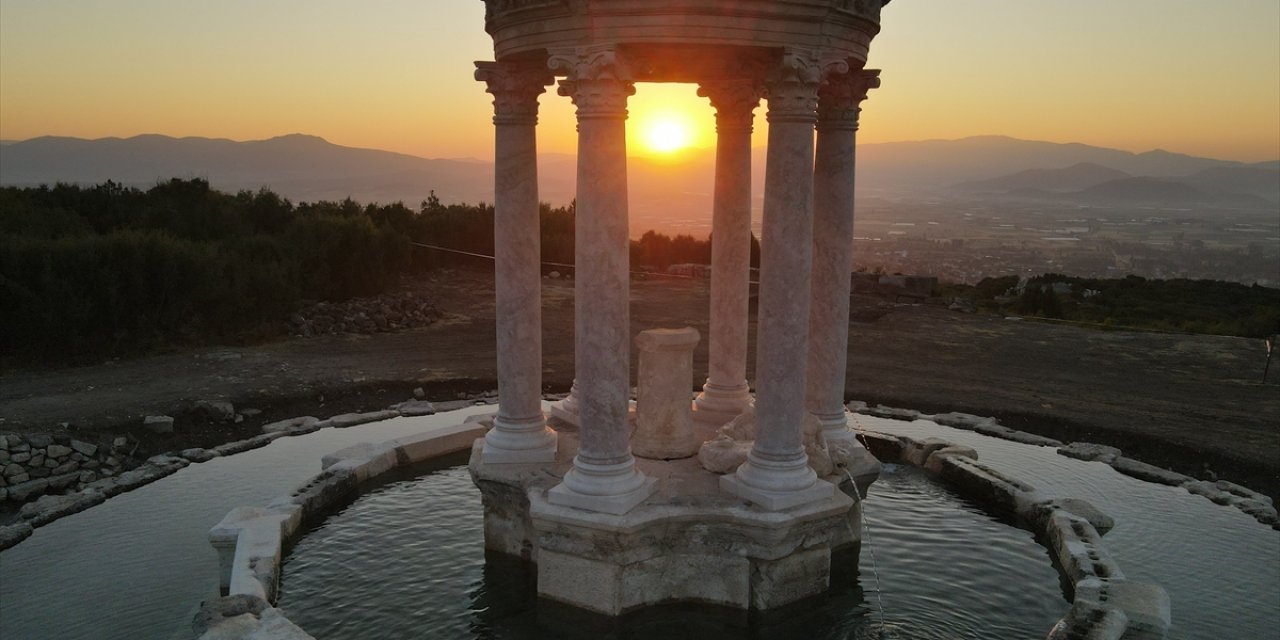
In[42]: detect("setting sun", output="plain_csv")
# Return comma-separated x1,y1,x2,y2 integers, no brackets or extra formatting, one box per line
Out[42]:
641,116,692,154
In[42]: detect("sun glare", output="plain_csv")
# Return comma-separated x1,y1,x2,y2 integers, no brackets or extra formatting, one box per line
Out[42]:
641,116,692,154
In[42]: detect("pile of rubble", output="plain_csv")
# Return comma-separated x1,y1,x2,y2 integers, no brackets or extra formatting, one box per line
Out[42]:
288,291,441,337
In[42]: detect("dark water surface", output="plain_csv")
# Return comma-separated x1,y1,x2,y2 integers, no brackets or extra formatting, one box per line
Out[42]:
277,462,1066,640
0,410,1275,640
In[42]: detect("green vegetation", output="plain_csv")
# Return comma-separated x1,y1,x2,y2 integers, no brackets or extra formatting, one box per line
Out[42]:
0,180,728,364
953,273,1280,338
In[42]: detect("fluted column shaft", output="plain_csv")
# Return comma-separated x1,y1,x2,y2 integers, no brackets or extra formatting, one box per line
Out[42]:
806,69,879,445
476,61,557,463
694,81,761,422
546,47,655,515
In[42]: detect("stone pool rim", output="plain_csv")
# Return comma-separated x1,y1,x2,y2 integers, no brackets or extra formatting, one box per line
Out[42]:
197,406,1177,640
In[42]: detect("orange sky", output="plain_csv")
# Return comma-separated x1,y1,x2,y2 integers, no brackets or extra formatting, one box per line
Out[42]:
2,1,1277,162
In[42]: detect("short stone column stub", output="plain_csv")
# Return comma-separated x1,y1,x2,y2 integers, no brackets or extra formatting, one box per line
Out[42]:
475,60,558,464
694,80,762,426
545,46,655,515
722,50,844,511
633,327,702,460
805,68,879,447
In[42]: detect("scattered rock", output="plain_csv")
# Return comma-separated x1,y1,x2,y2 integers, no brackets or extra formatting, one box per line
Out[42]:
0,522,34,552
1058,442,1122,464
181,448,218,463
261,416,319,434
394,400,436,417
19,490,106,527
328,410,400,429
47,444,73,459
412,387,426,400
69,440,98,457
196,400,237,422
1110,457,1189,486
143,415,175,434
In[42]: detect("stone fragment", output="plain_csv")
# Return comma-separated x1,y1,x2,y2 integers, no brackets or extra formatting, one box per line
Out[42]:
395,400,436,417
10,452,30,464
191,594,269,636
6,477,48,501
1073,577,1171,638
113,437,129,449
923,444,978,473
1058,442,1122,464
143,415,175,433
0,437,8,451
1026,497,1115,535
19,490,106,527
8,472,30,485
51,461,79,475
3,463,24,478
0,522,34,552
11,442,30,452
1110,457,1189,486
181,448,218,463
29,467,50,478
70,440,99,457
29,454,45,468
196,400,237,422
46,444,72,459
0,451,8,464
697,436,753,474
239,408,262,418
26,434,52,448
261,416,319,434
328,410,399,429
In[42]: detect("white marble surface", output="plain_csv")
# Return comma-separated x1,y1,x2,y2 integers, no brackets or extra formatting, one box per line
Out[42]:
633,327,701,460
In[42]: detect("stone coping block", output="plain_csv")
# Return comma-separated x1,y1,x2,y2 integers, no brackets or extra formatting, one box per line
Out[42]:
870,428,1168,639
203,415,491,639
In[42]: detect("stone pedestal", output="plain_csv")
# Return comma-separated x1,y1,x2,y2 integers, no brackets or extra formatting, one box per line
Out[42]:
633,328,701,460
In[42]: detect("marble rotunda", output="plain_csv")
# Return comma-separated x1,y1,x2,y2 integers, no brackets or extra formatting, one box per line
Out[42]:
469,0,890,616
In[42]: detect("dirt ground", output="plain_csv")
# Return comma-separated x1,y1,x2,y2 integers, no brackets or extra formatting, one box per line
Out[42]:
2,268,1277,500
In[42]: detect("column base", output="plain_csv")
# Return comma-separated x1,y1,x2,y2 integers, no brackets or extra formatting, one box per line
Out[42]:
547,457,658,515
548,400,581,427
814,412,857,447
480,414,558,464
694,380,752,426
720,473,835,511
722,450,835,511
548,474,657,516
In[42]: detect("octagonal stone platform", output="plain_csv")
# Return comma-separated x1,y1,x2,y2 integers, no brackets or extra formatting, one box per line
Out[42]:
469,418,867,616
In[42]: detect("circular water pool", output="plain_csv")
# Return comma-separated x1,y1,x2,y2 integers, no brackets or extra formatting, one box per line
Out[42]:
276,458,1066,639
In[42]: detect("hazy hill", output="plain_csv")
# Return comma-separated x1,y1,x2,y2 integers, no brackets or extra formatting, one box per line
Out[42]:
3,133,1275,232
952,162,1132,193
1178,166,1280,204
854,135,1258,189
0,134,501,206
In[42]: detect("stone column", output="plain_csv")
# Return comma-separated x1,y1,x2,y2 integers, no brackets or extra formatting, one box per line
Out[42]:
806,69,879,447
546,47,656,515
634,327,701,459
693,81,762,426
721,51,841,511
475,61,558,464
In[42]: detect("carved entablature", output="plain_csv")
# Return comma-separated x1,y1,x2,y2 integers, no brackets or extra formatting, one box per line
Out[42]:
475,61,555,125
483,0,886,71
817,68,880,131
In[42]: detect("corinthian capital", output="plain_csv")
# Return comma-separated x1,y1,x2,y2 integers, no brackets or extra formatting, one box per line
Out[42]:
697,80,764,133
475,61,554,126
549,46,635,118
763,49,848,123
817,69,881,131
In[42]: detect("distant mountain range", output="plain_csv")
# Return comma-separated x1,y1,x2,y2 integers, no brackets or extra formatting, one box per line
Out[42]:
1,134,1275,227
